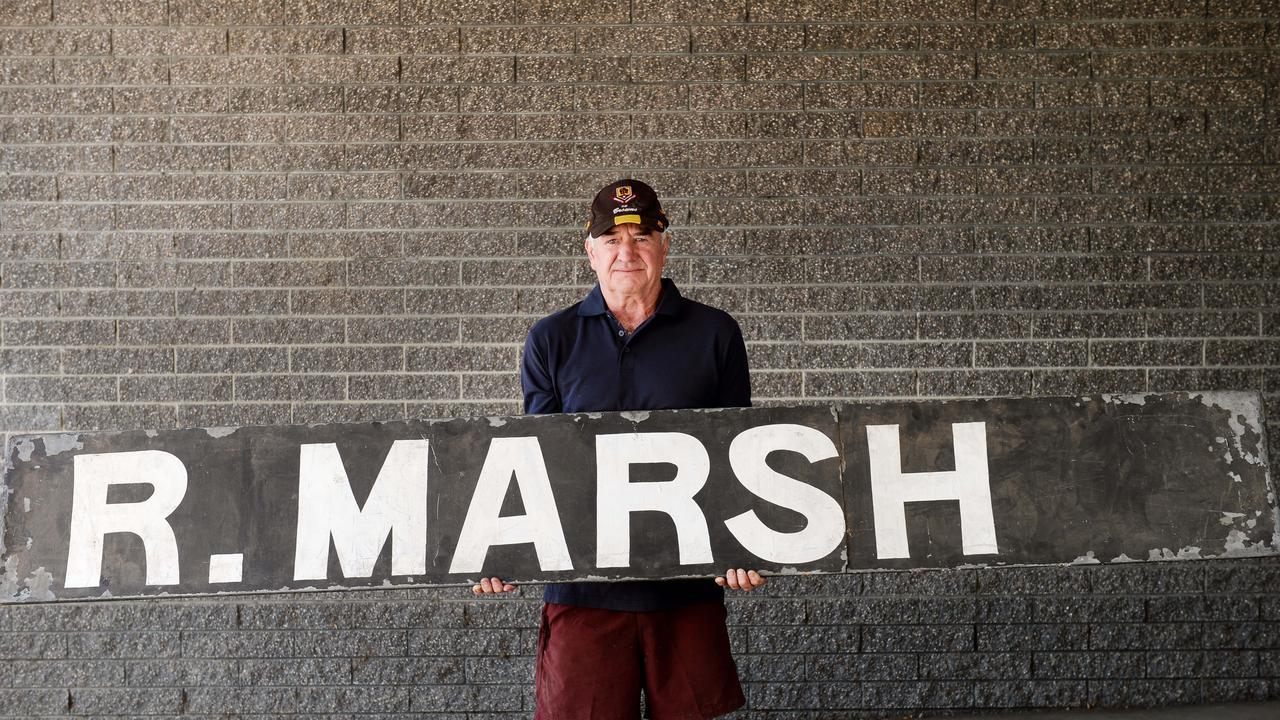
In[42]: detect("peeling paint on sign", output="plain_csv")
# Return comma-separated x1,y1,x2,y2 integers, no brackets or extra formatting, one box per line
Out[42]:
41,435,84,457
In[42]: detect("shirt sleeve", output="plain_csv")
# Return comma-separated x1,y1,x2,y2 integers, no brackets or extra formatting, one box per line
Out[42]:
719,321,752,409
520,327,561,414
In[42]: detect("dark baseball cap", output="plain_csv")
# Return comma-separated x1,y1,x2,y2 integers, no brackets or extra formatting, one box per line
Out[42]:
585,179,670,237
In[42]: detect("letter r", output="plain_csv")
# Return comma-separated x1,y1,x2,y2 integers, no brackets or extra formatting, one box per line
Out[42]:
65,450,188,588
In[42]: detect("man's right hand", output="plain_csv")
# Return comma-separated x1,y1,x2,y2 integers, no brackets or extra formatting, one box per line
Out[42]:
472,577,517,595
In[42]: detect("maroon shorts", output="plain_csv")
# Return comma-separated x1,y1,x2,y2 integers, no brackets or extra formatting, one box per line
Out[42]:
534,601,745,720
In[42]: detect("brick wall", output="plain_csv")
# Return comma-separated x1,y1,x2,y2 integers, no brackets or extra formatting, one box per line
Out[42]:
1,0,1277,716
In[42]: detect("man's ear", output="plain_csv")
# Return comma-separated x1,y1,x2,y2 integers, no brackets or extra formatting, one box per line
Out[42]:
584,236,596,262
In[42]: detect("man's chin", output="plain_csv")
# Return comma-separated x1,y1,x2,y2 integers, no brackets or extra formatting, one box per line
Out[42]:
608,273,651,288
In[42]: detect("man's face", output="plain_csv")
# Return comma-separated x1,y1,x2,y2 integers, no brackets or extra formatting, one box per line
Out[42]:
585,223,669,298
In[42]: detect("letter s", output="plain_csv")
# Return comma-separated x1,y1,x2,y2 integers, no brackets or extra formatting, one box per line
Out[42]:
724,424,845,564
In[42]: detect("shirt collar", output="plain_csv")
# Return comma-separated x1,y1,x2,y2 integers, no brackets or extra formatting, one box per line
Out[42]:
578,278,684,318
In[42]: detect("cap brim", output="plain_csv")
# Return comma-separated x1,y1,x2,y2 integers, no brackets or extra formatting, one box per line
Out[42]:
588,214,666,237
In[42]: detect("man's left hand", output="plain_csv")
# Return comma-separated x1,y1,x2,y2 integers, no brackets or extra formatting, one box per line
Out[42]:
715,569,767,592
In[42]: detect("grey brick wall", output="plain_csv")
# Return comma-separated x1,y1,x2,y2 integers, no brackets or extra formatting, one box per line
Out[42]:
1,1,1278,716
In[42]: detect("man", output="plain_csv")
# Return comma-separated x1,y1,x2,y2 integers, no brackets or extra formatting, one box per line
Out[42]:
473,179,766,719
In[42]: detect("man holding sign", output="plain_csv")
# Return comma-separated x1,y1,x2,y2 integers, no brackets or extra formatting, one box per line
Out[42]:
474,179,764,719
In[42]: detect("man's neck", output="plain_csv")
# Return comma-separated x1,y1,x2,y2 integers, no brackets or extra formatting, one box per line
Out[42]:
601,284,662,333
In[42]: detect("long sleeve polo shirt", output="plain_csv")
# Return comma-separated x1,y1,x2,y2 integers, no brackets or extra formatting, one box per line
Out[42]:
520,278,752,611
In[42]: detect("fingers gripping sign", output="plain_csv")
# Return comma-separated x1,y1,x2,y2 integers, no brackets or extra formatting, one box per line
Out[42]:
472,577,517,595
715,568,767,592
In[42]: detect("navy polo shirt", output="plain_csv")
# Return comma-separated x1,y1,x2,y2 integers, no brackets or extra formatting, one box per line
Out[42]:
521,277,751,611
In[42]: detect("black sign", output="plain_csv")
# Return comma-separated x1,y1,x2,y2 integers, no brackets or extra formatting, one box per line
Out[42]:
1,393,1274,602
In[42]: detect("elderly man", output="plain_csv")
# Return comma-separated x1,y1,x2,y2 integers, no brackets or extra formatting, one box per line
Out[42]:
473,179,765,719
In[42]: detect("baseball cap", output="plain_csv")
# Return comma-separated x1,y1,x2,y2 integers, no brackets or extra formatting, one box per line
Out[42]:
586,179,670,237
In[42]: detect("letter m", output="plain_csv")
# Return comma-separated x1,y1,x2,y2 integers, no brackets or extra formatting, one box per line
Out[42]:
293,440,429,581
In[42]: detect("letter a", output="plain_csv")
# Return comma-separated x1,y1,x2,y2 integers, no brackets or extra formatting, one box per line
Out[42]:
866,422,997,559
449,437,572,573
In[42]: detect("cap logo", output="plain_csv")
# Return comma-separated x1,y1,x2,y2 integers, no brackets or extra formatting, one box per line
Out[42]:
613,186,635,204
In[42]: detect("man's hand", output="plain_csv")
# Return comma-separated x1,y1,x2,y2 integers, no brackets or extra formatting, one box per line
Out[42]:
715,569,767,592
472,577,517,595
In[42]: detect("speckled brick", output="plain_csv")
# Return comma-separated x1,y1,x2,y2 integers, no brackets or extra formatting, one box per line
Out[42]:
125,658,237,687
1032,650,1142,680
292,401,405,423
347,373,457,401
229,0,338,32
180,630,292,659
118,375,231,402
62,403,178,432
6,659,123,687
3,318,115,346
921,652,1031,681
350,655,464,686
808,598,917,625
1203,622,1280,650
176,289,289,316
407,628,527,658
973,679,1087,708
461,26,567,54
59,289,175,317
175,346,287,374
805,370,917,397
229,602,345,630
178,402,291,427
862,680,975,710
55,0,168,25
6,375,115,403
114,320,225,347
1032,368,1148,395
1206,339,1280,366
749,625,860,654
1088,679,1203,707
0,633,67,660
298,687,410,714
185,687,298,714
744,681,821,709
67,687,183,716
978,624,1089,652
1034,597,1145,623
66,632,179,660
0,348,58,375
0,290,58,318
973,340,1084,367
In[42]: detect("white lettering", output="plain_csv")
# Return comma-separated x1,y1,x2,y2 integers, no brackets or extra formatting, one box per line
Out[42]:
293,440,429,581
866,422,997,559
595,432,712,568
208,553,243,584
724,424,845,563
65,450,188,588
449,437,572,574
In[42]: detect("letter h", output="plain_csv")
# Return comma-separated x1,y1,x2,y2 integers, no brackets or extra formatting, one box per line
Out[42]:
866,422,997,560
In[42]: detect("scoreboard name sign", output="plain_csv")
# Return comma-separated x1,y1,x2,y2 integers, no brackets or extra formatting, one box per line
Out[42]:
1,392,1275,603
